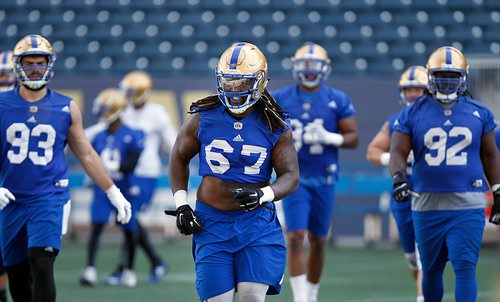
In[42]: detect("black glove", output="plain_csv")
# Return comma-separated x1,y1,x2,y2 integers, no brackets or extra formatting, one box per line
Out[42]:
489,188,500,225
231,188,266,211
392,171,412,202
164,205,202,235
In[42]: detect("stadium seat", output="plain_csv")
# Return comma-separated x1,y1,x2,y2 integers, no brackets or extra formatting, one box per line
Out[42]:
0,0,495,76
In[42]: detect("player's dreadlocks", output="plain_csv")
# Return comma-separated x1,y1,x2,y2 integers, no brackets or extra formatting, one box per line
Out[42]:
189,89,288,133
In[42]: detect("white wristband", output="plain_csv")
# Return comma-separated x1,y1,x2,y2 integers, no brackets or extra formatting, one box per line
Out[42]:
105,184,120,197
380,152,390,166
260,186,275,203
173,190,188,208
325,132,344,147
491,184,500,193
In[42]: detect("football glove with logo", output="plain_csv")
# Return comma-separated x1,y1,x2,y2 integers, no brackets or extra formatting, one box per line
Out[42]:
0,187,15,210
231,186,275,211
392,171,415,202
489,185,500,225
164,205,202,235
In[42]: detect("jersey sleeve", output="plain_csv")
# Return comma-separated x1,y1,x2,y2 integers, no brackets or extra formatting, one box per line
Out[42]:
481,107,497,133
393,106,411,135
336,92,356,120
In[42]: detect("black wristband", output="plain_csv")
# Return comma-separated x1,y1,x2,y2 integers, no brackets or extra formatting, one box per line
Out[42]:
392,171,407,185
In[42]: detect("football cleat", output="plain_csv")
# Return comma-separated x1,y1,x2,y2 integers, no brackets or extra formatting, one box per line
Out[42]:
12,34,56,90
79,266,97,287
216,42,268,115
291,42,331,88
120,70,153,105
104,271,122,286
148,262,169,284
119,269,137,288
0,50,16,92
92,88,127,124
398,66,427,105
427,46,468,103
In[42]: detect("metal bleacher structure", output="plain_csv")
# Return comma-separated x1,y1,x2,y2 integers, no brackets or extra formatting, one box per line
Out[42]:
1,0,498,77
1,0,499,243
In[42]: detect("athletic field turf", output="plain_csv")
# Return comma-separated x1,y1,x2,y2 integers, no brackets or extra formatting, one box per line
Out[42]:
55,240,499,302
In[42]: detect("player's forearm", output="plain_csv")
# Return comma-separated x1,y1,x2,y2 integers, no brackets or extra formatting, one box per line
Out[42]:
271,171,299,200
78,147,114,190
482,152,500,188
340,131,359,148
389,132,411,175
366,146,389,166
168,157,190,193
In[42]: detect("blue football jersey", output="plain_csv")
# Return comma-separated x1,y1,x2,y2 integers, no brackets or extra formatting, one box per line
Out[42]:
394,95,496,192
0,88,72,203
198,105,290,184
91,124,144,192
273,84,355,177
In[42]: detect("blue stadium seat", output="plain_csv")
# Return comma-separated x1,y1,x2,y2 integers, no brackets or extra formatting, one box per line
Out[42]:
0,0,495,76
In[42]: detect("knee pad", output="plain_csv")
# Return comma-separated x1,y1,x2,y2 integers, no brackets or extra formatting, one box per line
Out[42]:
404,252,418,270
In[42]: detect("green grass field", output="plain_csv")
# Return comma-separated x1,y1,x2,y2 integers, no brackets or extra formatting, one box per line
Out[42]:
54,239,499,302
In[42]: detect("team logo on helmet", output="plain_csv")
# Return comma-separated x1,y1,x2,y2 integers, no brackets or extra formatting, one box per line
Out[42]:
216,42,268,115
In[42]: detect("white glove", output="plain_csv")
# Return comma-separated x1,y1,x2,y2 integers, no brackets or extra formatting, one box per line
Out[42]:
106,185,132,224
102,158,120,173
0,187,15,210
303,120,344,147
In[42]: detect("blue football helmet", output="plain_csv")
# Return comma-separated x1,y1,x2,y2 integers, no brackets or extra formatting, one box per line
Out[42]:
216,42,268,115
427,46,468,103
291,42,331,88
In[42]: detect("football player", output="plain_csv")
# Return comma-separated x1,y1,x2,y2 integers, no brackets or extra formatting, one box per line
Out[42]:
0,50,16,92
366,66,427,302
0,49,17,302
104,70,176,284
165,42,299,302
390,46,499,301
79,88,144,288
0,34,131,302
272,42,359,302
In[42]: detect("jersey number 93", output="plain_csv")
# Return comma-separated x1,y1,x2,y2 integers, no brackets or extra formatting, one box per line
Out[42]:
6,122,56,166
